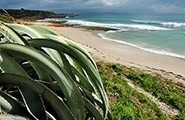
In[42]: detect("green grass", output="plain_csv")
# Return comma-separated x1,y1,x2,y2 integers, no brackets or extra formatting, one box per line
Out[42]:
97,62,185,119
97,62,168,120
125,67,185,119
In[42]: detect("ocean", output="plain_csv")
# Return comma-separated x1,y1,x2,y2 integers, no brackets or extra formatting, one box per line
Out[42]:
45,13,185,59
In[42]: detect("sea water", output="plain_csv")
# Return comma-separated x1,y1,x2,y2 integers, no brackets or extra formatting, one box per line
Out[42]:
46,13,185,59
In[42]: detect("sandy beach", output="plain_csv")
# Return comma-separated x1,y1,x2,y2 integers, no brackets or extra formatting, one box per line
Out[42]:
21,19,184,87
43,26,185,87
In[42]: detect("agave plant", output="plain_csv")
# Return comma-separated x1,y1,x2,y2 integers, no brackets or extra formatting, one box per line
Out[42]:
0,22,111,120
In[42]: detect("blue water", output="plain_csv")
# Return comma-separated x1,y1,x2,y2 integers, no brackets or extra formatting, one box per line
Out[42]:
45,13,185,59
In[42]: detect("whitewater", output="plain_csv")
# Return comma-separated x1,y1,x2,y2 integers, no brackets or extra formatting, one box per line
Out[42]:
45,13,185,59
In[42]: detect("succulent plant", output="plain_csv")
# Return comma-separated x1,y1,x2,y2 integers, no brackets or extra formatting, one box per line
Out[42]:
0,22,111,120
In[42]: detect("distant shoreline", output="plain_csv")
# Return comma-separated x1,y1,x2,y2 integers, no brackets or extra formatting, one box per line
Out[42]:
0,9,77,21
37,20,118,31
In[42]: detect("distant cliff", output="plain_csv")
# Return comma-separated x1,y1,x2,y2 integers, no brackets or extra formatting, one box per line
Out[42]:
0,9,76,21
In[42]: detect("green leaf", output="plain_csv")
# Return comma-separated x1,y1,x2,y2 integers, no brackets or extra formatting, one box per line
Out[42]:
0,90,29,116
31,62,52,81
29,25,60,36
71,66,95,93
0,73,75,120
9,24,68,72
27,25,96,68
0,22,28,45
0,93,12,113
8,24,57,82
66,39,97,68
0,51,47,119
0,43,85,120
43,33,97,68
59,53,76,81
8,23,43,38
82,89,113,120
83,97,104,120
0,50,28,76
28,24,96,68
28,38,109,117
43,48,64,68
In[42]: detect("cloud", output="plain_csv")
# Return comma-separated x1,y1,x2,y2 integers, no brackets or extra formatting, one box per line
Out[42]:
43,0,56,3
151,4,185,14
101,0,123,6
0,0,185,14
85,0,127,7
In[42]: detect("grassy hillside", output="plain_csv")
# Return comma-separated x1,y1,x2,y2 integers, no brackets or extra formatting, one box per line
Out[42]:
97,62,185,120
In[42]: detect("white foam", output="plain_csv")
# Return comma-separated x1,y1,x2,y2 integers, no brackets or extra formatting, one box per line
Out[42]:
67,20,170,31
131,19,161,24
131,19,185,29
161,22,185,28
98,33,185,59
107,30,117,33
37,18,62,22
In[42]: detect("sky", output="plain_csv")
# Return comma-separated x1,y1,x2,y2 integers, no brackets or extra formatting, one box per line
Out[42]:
0,0,185,14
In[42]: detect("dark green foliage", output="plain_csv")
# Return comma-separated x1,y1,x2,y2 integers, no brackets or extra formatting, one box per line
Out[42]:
0,9,76,21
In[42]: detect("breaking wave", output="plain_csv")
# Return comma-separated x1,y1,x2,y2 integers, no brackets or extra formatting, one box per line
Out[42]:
66,20,171,31
131,19,185,29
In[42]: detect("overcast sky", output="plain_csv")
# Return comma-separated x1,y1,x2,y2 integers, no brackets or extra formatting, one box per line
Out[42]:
0,0,185,14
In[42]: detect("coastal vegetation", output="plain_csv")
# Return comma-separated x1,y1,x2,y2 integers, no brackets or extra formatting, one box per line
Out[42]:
97,62,185,119
0,9,76,21
0,22,110,120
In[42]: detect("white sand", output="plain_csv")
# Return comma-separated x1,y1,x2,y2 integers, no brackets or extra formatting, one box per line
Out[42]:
47,26,185,86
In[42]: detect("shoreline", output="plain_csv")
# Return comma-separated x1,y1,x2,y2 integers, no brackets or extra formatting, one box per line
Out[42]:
27,21,185,87
98,32,185,60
